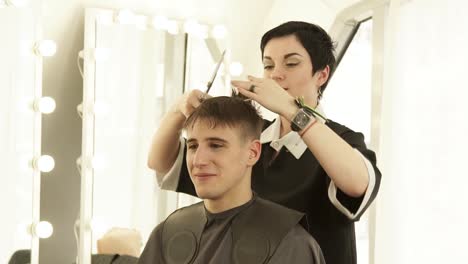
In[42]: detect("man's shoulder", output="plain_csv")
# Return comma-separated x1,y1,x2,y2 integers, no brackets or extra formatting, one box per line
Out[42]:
284,224,320,246
162,201,206,234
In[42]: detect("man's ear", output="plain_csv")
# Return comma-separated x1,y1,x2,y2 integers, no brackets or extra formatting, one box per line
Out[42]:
247,139,262,166
314,65,330,87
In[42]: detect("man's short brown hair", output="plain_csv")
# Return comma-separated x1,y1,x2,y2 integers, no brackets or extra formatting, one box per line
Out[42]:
183,96,263,141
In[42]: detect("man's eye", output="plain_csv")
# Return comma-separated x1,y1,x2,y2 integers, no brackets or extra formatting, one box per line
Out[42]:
187,144,198,150
210,143,223,149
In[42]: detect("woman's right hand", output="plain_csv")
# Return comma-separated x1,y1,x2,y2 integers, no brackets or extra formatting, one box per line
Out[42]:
174,89,211,118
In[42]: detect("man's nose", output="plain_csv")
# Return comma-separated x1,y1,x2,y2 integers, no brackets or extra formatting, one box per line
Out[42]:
193,147,209,167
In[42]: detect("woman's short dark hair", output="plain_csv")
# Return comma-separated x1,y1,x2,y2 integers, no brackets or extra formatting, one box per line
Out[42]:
260,21,336,98
183,96,264,141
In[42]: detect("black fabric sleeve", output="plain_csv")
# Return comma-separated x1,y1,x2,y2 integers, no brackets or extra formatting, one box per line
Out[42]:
175,138,197,196
137,224,165,264
328,121,382,220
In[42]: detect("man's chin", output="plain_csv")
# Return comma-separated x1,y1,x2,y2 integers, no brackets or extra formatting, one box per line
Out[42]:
195,189,220,200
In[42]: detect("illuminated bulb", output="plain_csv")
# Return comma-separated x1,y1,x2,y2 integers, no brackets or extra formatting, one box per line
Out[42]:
184,20,208,38
34,40,57,57
33,155,55,172
212,25,227,39
151,16,169,30
166,20,179,35
184,19,199,34
115,9,135,24
229,62,244,76
34,221,53,239
34,97,56,114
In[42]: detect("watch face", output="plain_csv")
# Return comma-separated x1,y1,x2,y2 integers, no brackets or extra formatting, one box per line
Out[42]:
293,111,310,127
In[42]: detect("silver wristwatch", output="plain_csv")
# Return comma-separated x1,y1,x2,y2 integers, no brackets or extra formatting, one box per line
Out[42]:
291,108,315,132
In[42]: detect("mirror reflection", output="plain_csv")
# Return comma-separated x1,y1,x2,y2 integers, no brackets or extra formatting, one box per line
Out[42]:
80,8,230,261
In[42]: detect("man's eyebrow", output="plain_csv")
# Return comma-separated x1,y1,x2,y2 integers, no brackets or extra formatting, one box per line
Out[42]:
205,137,228,144
263,53,304,61
186,137,228,143
187,138,197,144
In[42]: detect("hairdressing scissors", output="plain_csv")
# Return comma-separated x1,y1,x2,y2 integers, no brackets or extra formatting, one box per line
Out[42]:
205,50,226,95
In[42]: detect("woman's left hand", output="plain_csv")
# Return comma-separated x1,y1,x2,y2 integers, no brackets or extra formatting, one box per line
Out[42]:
231,75,297,119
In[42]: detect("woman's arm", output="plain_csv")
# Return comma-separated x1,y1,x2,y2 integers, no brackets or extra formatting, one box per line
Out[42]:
233,78,369,198
148,89,206,174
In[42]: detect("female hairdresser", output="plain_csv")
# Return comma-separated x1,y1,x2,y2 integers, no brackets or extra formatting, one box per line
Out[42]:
148,21,381,264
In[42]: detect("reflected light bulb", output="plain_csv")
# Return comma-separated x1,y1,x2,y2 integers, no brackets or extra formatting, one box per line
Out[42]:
115,9,135,24
34,155,55,172
229,62,244,76
35,221,53,239
35,97,56,114
34,40,57,57
151,16,169,30
166,20,179,35
184,19,199,34
212,25,227,39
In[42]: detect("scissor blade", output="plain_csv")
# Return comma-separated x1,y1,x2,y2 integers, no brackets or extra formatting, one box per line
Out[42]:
205,50,226,94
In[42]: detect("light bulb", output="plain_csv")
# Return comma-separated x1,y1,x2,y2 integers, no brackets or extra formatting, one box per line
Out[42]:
184,20,208,38
34,221,53,239
229,62,244,76
184,19,199,34
115,9,135,24
151,16,169,30
34,40,57,57
166,20,179,35
34,97,56,114
212,25,227,39
33,155,55,172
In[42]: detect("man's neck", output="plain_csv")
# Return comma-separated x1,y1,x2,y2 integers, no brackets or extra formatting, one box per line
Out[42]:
204,189,253,214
